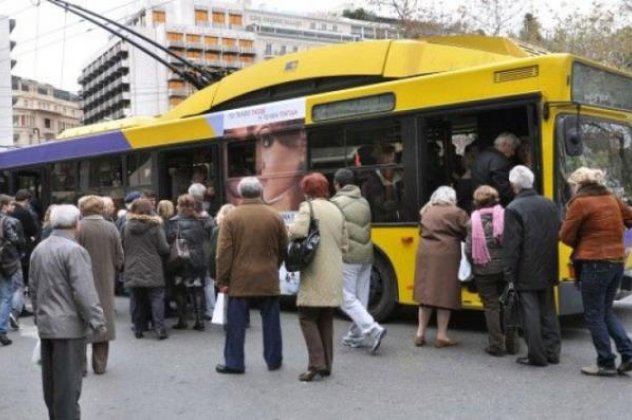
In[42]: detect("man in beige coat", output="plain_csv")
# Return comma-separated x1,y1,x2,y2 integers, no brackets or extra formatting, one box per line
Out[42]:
215,177,288,374
77,195,124,374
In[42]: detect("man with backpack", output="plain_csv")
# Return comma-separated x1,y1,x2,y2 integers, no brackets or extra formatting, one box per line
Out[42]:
0,195,25,345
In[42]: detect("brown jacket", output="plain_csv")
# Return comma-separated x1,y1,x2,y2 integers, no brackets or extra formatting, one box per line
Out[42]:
216,198,288,297
560,184,632,261
78,216,124,343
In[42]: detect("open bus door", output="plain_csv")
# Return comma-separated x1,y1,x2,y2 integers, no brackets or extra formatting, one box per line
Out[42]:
11,169,46,220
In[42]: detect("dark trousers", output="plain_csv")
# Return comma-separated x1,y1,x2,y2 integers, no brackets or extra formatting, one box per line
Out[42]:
41,338,85,420
130,287,165,334
476,273,508,351
580,261,632,368
175,286,204,326
297,306,335,372
518,287,561,365
224,296,282,371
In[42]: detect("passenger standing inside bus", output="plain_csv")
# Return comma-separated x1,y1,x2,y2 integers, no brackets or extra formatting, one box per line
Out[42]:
122,199,170,339
77,196,124,374
413,186,469,348
560,167,632,376
289,173,348,381
215,177,287,375
471,132,520,206
502,165,561,367
331,168,386,352
361,144,403,223
465,186,518,357
167,194,209,331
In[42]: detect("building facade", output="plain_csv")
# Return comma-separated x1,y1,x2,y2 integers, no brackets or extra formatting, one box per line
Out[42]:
11,76,82,146
0,17,16,147
79,0,398,124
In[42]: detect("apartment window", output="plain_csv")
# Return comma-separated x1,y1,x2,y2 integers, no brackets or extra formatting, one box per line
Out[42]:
265,43,272,55
310,22,315,29
195,9,208,24
205,51,219,61
212,11,225,24
333,25,338,32
229,13,242,26
168,80,185,89
280,45,287,54
169,97,183,108
222,38,236,47
152,10,166,24
13,134,19,143
167,32,183,42
44,118,51,129
238,39,253,48
293,46,299,52
12,116,19,127
186,34,201,43
321,23,326,30
204,36,218,45
21,84,29,92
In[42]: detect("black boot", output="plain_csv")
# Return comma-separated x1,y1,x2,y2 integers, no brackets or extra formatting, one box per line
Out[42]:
0,335,13,346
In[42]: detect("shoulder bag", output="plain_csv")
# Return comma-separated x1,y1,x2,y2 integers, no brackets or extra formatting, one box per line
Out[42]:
168,221,191,271
285,201,320,272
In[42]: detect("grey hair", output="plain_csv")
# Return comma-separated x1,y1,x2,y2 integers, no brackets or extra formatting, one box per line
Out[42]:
238,177,263,198
509,165,535,190
50,204,81,229
188,183,206,201
494,132,520,149
429,186,457,206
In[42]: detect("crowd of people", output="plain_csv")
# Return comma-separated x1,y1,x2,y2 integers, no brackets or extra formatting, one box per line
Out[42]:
0,130,631,419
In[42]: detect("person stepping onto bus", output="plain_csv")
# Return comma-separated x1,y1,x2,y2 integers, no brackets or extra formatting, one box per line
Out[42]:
472,132,520,207
560,167,632,376
413,186,469,348
465,186,518,357
502,166,561,367
331,168,386,353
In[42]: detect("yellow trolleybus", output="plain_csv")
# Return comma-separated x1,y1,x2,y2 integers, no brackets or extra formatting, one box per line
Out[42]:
3,36,632,319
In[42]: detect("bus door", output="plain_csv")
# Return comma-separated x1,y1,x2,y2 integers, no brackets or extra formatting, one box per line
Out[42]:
158,143,220,213
11,168,46,218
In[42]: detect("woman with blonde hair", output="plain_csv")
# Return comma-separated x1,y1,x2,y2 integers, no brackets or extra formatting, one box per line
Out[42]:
206,203,236,320
560,167,632,376
157,200,175,223
413,186,469,348
465,185,516,356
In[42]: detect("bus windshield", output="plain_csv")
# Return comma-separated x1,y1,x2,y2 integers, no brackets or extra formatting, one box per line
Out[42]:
558,115,632,203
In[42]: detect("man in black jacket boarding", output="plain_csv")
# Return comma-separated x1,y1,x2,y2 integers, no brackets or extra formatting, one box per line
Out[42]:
502,165,562,367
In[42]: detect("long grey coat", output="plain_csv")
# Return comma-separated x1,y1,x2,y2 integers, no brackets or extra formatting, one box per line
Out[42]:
414,204,469,310
289,199,348,307
78,215,124,343
29,230,106,339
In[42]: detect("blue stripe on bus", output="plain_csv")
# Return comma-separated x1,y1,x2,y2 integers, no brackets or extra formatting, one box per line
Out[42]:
0,132,132,169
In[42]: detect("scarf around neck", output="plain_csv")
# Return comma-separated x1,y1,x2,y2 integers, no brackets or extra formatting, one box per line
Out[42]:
471,204,504,265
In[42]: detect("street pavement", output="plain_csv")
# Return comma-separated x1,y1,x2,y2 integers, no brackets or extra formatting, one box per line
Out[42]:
2,296,632,420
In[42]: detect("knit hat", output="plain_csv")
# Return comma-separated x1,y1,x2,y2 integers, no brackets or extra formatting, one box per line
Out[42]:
124,191,143,204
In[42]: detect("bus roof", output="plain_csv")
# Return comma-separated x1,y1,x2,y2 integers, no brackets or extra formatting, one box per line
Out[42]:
159,36,542,121
56,116,156,140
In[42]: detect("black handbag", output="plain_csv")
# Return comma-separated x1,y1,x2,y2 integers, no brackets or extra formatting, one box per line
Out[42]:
285,201,320,272
499,282,521,329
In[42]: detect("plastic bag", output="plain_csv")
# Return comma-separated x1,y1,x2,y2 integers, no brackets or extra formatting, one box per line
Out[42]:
211,293,227,325
32,339,41,365
458,242,473,282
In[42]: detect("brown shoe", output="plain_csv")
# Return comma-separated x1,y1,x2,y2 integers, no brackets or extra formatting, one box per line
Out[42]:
414,335,426,347
435,338,458,348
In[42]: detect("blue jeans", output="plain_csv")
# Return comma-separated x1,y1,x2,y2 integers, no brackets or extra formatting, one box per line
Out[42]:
580,261,632,367
223,296,282,371
0,277,13,335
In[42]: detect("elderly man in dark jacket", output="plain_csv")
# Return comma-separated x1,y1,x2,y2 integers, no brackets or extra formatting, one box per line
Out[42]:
472,132,521,206
30,204,106,420
215,177,288,374
502,165,561,367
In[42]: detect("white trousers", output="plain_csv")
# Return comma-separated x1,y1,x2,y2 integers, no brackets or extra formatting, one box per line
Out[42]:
341,263,377,336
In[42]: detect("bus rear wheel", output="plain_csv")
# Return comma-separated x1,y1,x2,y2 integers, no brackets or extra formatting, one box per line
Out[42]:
368,251,398,322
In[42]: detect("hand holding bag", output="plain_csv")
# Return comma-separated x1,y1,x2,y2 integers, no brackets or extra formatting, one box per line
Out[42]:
211,293,227,325
285,201,320,272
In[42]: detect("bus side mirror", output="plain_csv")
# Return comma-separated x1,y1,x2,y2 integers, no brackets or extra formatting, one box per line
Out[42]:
564,126,583,157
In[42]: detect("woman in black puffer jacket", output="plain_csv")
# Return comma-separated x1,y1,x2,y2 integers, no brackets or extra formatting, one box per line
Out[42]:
166,194,210,331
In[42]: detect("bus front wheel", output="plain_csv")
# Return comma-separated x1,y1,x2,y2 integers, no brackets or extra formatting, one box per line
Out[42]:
368,251,398,322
